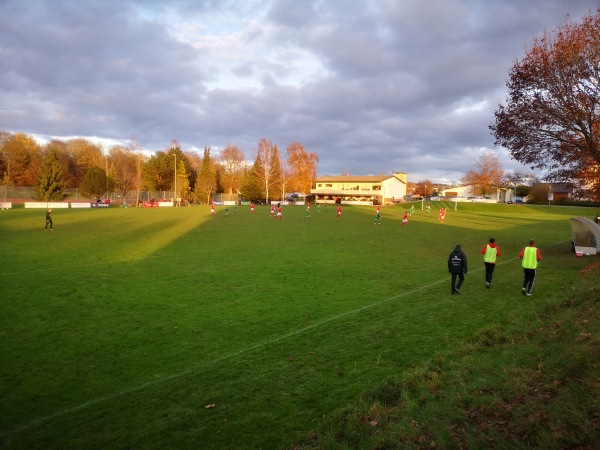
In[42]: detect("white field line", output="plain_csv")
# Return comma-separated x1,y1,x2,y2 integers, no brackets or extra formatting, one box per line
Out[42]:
1,241,568,437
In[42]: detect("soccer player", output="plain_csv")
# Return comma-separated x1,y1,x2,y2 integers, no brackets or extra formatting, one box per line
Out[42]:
401,211,408,226
225,205,230,217
408,204,415,216
337,205,342,218
316,204,321,214
276,204,283,220
481,238,501,288
374,208,381,224
439,207,446,222
211,203,215,216
519,239,542,296
270,204,275,216
304,204,311,221
425,202,432,214
250,202,255,213
45,208,53,231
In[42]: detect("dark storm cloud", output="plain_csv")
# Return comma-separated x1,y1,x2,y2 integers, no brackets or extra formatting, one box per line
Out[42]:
1,0,598,181
0,0,208,142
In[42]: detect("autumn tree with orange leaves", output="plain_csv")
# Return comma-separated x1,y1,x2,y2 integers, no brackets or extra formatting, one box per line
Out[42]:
490,9,600,200
461,153,504,197
286,142,318,194
219,145,245,195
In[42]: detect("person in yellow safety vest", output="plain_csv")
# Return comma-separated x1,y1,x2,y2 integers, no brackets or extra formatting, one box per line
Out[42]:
519,239,542,296
480,238,502,288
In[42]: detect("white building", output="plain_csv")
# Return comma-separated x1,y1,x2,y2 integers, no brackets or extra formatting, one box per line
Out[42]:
311,172,408,205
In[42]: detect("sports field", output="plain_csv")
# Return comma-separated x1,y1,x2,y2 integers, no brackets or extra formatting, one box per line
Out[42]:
0,202,595,449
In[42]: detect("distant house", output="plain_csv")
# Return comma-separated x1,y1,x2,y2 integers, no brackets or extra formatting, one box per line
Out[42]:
311,172,408,205
532,182,574,201
440,185,510,202
440,185,476,198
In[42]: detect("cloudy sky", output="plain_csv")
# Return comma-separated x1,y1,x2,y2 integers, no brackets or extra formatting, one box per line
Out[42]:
1,0,597,183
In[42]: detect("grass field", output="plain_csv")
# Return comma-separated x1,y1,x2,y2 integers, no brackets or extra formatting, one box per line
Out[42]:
0,201,597,449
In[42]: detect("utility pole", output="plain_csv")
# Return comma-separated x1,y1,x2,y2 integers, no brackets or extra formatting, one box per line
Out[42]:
174,153,177,206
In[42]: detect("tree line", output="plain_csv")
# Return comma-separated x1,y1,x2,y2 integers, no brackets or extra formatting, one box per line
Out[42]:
0,132,318,203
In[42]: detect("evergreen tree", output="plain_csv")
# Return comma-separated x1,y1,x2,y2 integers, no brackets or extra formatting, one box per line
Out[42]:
240,164,264,202
269,146,282,201
196,147,217,203
79,166,112,201
34,149,68,201
143,151,172,191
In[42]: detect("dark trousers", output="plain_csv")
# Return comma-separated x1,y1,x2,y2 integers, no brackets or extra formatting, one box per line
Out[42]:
45,219,53,230
523,268,536,293
451,272,464,293
484,262,496,284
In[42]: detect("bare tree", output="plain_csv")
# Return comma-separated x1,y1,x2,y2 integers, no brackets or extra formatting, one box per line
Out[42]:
109,146,138,203
256,138,275,202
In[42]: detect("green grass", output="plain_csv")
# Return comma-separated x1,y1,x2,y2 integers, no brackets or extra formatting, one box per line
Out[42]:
0,202,597,449
292,261,600,449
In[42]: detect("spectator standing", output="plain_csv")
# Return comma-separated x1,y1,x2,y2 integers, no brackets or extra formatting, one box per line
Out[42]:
481,238,502,288
448,244,467,295
519,239,542,296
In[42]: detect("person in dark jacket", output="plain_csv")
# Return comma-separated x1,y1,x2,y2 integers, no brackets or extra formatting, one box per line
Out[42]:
448,244,467,295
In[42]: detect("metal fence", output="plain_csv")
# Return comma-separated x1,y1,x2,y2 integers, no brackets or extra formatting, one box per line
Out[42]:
1,185,174,203
1,186,239,205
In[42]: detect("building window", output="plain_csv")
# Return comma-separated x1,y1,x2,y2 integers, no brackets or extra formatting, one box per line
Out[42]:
325,184,333,188
372,185,381,191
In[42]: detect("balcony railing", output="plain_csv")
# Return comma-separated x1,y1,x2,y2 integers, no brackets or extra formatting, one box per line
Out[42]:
311,188,381,195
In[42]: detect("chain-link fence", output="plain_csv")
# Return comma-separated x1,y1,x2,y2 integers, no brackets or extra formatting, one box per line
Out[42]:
1,186,239,205
0,185,176,204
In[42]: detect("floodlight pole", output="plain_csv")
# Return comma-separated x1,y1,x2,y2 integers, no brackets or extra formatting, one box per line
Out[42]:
174,153,177,206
